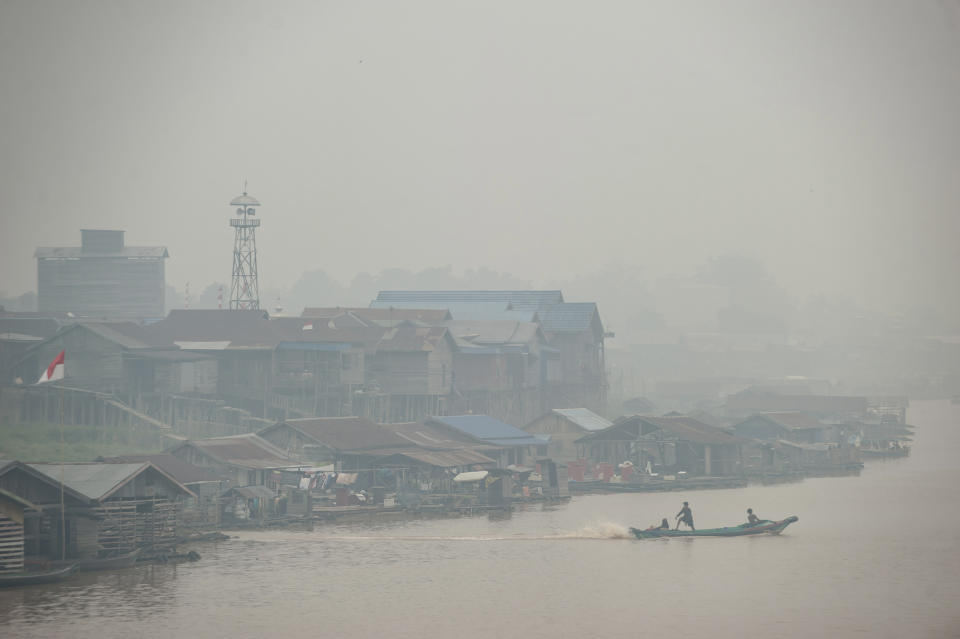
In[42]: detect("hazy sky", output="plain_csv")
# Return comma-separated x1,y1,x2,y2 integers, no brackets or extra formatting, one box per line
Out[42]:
1,1,958,318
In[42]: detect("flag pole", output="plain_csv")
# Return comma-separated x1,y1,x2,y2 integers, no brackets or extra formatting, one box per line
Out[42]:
59,386,66,561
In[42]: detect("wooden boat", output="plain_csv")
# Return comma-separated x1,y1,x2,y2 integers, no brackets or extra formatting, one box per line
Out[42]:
50,548,142,572
0,564,77,588
630,515,799,539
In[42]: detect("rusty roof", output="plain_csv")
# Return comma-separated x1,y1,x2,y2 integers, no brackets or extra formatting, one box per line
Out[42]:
381,421,490,450
172,434,299,470
264,417,411,452
97,453,219,484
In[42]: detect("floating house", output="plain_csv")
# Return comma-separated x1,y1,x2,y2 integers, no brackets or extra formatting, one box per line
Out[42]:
98,454,223,529
426,415,548,468
0,487,35,573
167,434,301,488
0,460,193,560
726,390,868,420
575,415,745,477
258,416,411,467
523,408,613,464
733,412,837,445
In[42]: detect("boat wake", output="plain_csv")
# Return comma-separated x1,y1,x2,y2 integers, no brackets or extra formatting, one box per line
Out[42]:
291,522,634,543
549,522,633,539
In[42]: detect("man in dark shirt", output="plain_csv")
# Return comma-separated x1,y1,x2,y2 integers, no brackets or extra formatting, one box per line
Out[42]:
675,501,694,530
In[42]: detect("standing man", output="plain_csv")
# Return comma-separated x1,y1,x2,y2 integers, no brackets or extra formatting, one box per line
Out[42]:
675,501,695,530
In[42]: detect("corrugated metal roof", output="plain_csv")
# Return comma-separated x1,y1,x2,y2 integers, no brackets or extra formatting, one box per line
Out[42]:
35,246,168,259
552,408,613,432
453,470,489,482
375,291,563,311
578,416,744,446
539,303,601,334
740,412,825,431
22,462,193,501
486,436,548,447
636,417,743,445
0,318,63,340
369,448,495,468
98,454,219,484
375,325,454,352
382,421,486,449
267,417,410,452
444,320,544,346
303,308,452,323
79,321,163,349
429,415,546,447
177,434,299,470
146,309,271,343
370,300,539,322
0,461,91,504
268,317,384,346
125,350,213,362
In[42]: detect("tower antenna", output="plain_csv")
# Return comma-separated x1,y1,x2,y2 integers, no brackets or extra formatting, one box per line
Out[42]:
228,189,262,310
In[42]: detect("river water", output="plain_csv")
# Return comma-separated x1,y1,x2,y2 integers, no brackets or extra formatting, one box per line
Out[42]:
2,399,959,638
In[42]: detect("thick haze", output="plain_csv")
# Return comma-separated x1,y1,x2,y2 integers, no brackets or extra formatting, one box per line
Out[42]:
1,1,959,324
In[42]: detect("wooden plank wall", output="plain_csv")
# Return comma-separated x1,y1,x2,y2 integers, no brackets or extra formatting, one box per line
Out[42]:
92,499,179,554
0,514,24,572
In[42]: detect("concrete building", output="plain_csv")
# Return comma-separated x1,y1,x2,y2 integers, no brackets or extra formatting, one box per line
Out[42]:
36,229,168,319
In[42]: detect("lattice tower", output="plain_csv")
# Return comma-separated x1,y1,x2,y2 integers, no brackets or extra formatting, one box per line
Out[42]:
228,192,261,310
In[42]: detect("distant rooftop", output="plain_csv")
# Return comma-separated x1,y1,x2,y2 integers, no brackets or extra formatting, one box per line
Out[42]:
551,408,612,432
36,229,168,259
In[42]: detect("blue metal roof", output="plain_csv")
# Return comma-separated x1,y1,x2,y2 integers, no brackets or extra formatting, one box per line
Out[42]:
430,415,546,447
539,303,600,333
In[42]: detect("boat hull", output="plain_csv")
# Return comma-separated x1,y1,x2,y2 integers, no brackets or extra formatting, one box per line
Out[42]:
630,516,799,539
0,564,77,588
50,548,142,572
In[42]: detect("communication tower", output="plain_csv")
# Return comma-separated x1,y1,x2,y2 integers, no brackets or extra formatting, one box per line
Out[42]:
228,191,261,310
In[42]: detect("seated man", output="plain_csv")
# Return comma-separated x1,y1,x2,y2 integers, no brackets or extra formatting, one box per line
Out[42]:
646,518,670,530
746,508,761,526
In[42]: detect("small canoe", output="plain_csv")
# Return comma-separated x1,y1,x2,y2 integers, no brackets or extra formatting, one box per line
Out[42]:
0,564,77,588
50,548,142,572
630,515,799,539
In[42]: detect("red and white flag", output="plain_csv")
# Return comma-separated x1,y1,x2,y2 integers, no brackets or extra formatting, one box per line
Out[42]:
36,349,65,384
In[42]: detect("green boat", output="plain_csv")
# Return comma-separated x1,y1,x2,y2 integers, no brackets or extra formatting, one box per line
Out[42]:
630,515,799,539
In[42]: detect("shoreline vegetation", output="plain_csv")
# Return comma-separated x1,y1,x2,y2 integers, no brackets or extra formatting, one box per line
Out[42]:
0,421,165,462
